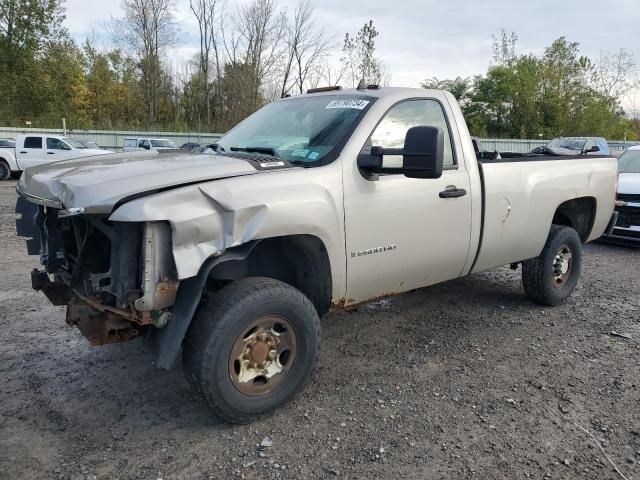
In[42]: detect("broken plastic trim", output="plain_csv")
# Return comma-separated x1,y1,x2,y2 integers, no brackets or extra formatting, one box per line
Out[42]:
15,184,63,209
58,207,85,218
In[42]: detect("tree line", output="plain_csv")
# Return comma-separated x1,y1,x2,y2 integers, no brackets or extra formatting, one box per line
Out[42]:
422,30,640,140
0,0,387,132
1,2,638,139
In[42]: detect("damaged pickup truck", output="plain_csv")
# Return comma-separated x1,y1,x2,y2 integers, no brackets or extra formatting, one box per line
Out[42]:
15,87,618,423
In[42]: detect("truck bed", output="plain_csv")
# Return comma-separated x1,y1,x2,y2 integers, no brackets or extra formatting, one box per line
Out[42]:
471,155,618,273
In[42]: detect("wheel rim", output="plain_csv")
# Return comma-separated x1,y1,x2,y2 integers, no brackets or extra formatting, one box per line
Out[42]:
552,244,573,288
228,315,298,396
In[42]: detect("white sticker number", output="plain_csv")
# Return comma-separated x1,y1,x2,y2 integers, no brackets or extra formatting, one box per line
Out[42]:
325,99,370,110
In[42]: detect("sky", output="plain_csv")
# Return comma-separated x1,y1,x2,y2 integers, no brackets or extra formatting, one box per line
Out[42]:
64,0,640,112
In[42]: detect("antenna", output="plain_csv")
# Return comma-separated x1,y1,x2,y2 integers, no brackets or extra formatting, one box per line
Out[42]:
356,79,366,90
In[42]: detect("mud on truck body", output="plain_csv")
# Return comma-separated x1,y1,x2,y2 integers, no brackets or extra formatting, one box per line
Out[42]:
15,87,618,423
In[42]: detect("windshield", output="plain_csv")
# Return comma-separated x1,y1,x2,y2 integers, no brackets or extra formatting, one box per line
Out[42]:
618,149,640,173
217,95,375,166
63,138,88,149
0,139,15,148
547,138,587,151
79,140,100,149
150,139,178,148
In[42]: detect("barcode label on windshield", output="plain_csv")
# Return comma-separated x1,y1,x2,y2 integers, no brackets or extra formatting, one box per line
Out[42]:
260,161,285,168
325,99,370,110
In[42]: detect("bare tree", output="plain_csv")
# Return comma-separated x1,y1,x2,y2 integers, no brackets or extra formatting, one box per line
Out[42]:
112,0,178,124
189,0,224,128
319,58,347,87
279,0,332,97
235,0,287,103
592,48,638,99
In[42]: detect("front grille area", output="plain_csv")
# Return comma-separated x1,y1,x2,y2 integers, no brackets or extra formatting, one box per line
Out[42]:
617,193,640,203
17,199,143,309
615,204,640,228
612,227,640,239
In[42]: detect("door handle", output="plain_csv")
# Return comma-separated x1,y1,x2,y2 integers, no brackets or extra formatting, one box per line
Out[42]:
439,186,467,198
19,151,27,154
47,152,55,155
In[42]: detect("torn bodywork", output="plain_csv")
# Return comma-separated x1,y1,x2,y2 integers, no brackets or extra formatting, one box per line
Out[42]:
17,197,179,346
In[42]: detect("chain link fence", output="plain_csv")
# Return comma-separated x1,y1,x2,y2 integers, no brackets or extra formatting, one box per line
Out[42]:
1,127,638,154
0,127,223,151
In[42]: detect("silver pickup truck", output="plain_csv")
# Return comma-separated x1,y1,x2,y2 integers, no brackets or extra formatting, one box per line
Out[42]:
15,87,618,423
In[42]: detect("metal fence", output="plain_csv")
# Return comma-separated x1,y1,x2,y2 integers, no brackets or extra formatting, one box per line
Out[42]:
0,127,223,151
1,127,639,154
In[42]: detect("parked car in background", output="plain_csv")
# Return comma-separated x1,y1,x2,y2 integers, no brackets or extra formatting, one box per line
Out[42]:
180,142,203,151
471,136,611,161
602,145,640,243
77,140,102,150
528,137,610,156
123,137,179,152
0,134,112,180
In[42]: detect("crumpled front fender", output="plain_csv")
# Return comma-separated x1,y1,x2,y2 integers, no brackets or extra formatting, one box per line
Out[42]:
108,168,346,294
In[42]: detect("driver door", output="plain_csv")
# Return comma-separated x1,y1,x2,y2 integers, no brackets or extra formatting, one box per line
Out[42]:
343,98,473,304
45,137,75,162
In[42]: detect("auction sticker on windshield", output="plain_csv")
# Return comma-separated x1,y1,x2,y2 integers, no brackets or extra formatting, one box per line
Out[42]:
325,99,370,110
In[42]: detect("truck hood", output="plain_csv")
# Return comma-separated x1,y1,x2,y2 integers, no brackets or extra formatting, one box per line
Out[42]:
17,150,263,213
618,172,640,195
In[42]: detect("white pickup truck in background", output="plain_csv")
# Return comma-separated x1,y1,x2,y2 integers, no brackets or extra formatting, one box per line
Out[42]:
15,87,618,423
122,137,179,152
0,134,112,180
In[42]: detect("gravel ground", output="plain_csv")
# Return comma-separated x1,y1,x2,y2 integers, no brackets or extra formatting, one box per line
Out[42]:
1,179,639,480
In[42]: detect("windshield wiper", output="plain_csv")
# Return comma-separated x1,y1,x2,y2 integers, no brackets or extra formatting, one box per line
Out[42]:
229,146,281,158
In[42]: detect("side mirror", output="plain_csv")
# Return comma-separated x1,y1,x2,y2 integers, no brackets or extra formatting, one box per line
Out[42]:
587,145,600,153
357,126,444,179
402,126,444,179
143,144,151,150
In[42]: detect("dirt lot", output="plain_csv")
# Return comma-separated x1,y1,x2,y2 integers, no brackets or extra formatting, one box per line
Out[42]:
0,180,639,480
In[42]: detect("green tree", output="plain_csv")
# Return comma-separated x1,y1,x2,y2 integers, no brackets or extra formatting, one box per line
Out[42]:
0,0,66,123
341,20,388,87
421,77,471,103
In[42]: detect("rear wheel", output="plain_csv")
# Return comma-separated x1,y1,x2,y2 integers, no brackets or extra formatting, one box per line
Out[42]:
0,160,10,181
182,277,320,424
522,225,582,306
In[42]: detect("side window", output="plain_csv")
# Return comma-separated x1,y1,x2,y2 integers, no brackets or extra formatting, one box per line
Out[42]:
47,137,65,150
24,137,43,149
584,138,595,152
139,140,150,149
370,99,455,169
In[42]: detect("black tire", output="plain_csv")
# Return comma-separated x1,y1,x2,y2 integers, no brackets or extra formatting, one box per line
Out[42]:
522,225,582,306
182,277,321,424
0,160,10,181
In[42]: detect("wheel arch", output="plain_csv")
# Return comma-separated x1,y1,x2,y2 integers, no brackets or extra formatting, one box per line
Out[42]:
208,234,332,317
552,196,597,243
147,235,332,370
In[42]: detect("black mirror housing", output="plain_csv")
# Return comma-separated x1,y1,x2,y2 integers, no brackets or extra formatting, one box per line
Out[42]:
357,126,445,179
402,126,444,179
588,145,600,153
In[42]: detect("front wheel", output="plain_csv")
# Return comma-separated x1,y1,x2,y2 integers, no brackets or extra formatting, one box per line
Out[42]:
0,161,10,181
182,277,320,424
522,225,582,306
